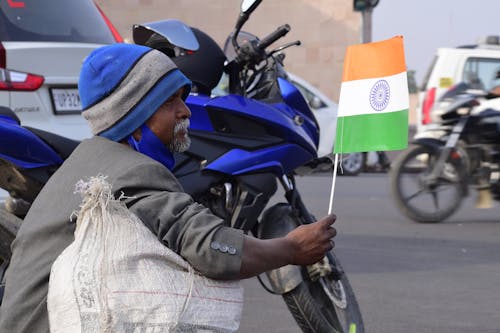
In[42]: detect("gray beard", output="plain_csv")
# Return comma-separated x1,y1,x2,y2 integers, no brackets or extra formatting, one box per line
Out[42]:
169,119,191,153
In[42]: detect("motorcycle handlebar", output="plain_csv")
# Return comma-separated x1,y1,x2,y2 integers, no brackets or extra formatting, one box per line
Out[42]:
257,24,290,51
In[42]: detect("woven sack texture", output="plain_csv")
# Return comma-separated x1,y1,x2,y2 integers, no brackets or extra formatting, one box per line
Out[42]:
47,175,243,333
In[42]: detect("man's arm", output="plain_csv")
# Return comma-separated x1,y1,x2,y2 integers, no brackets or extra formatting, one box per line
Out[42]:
238,214,337,279
119,161,337,280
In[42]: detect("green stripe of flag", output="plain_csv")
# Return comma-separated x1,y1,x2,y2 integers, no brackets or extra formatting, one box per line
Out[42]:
334,109,408,153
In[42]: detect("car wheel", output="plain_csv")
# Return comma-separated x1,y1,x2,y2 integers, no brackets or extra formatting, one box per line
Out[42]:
338,153,365,176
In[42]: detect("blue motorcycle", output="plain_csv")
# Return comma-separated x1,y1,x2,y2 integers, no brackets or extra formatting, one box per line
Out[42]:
0,0,364,331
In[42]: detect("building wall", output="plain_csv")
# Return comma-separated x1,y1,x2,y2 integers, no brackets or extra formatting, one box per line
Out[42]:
95,0,362,102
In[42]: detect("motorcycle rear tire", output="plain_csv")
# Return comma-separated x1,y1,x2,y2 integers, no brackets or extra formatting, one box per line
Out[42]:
390,145,465,223
283,251,364,333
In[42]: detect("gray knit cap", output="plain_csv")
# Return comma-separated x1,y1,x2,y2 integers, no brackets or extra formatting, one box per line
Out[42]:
79,43,191,141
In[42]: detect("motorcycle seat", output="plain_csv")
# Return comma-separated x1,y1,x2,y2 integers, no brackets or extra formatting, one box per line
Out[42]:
24,127,80,160
0,106,20,125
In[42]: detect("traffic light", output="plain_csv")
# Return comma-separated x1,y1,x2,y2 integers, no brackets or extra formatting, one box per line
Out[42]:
353,0,379,11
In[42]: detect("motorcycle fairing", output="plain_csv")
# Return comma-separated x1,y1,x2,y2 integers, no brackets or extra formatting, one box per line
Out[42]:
277,77,319,146
180,91,318,176
204,143,313,175
185,94,214,132
202,94,318,156
0,116,63,169
173,130,283,193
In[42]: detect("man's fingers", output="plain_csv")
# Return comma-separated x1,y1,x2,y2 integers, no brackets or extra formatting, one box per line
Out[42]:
326,226,337,239
316,215,337,245
324,228,336,246
319,214,336,227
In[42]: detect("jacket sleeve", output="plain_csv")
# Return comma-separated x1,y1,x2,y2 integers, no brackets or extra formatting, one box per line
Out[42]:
112,160,244,280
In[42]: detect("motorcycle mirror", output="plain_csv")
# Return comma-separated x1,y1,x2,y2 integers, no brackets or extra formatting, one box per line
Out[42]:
241,0,261,14
133,19,199,51
233,0,262,51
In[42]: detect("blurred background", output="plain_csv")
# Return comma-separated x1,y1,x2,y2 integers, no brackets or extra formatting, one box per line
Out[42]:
94,0,498,127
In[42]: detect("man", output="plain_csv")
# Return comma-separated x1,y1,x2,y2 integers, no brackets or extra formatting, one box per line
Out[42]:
0,43,336,332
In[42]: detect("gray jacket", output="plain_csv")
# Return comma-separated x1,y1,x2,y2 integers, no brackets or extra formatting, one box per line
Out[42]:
0,136,244,333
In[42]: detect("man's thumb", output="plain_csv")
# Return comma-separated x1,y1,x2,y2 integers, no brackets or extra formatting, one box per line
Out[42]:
321,214,336,226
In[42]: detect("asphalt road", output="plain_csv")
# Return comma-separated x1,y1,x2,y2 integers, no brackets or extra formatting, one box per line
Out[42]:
238,172,500,333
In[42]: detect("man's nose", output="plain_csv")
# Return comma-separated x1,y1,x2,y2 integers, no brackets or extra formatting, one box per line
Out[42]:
179,99,191,118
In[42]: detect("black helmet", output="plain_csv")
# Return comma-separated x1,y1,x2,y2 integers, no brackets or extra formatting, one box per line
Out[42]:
133,20,226,95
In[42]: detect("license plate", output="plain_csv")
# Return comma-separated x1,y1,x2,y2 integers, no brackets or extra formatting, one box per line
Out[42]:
51,88,82,113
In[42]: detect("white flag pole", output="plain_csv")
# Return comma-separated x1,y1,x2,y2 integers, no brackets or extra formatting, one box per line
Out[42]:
328,153,339,214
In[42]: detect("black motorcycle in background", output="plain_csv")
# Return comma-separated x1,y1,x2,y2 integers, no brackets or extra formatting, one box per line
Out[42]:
390,82,500,223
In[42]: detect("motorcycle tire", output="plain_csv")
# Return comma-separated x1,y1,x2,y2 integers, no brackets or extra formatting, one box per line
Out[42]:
390,145,466,223
283,251,364,333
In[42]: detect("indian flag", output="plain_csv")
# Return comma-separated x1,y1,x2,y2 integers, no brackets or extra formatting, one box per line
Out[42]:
334,36,409,153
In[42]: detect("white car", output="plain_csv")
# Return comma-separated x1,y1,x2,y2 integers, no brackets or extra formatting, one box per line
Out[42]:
286,73,337,158
0,0,122,140
288,73,366,175
416,36,500,136
0,0,122,204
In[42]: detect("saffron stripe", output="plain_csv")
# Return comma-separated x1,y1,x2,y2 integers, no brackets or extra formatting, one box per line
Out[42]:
342,36,406,82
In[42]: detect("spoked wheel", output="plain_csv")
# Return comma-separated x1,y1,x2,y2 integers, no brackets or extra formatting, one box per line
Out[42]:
283,251,364,333
390,145,466,223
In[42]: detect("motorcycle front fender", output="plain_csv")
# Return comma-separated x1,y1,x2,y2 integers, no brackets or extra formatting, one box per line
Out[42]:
257,203,303,294
262,263,303,295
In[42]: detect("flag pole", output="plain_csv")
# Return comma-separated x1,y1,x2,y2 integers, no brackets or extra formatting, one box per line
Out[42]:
328,154,339,214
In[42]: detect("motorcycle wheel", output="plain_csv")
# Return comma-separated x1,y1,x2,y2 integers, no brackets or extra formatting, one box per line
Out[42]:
283,251,364,333
338,153,365,176
390,145,465,223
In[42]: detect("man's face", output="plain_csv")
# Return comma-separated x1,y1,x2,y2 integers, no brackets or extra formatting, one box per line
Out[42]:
146,87,191,152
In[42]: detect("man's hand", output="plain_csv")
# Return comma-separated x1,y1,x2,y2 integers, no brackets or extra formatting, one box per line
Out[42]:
285,214,337,266
238,214,337,279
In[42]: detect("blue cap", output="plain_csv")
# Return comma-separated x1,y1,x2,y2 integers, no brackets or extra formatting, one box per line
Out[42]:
80,43,191,141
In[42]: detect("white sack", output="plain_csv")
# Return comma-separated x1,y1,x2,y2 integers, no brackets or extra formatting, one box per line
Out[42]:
47,175,243,333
